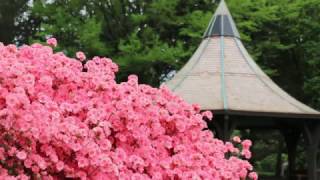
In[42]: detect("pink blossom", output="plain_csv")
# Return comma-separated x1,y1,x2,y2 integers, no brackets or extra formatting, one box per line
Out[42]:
76,51,86,61
0,148,5,161
8,148,17,157
233,136,241,143
242,149,252,159
24,159,33,168
249,172,258,180
239,169,248,178
242,139,252,149
31,166,40,173
201,111,213,120
17,174,29,180
46,38,57,47
16,151,27,160
56,161,64,171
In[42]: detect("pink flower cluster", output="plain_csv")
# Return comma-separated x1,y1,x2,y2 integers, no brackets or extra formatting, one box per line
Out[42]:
46,38,57,47
76,51,86,62
0,39,257,179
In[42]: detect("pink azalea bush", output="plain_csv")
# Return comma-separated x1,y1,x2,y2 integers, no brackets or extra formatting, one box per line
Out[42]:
0,39,257,180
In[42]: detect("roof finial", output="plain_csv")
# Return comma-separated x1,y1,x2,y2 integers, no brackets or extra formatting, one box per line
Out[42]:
203,0,240,38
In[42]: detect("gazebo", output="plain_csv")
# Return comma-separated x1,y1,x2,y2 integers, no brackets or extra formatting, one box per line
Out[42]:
165,0,320,179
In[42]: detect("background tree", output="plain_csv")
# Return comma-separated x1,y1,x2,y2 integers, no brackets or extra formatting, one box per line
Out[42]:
22,0,214,85
0,0,30,44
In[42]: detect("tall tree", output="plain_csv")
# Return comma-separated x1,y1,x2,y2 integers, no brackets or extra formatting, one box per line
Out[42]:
0,0,29,44
23,0,214,86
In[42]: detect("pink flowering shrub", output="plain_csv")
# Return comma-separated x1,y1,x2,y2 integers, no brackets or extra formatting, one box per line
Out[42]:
0,39,257,180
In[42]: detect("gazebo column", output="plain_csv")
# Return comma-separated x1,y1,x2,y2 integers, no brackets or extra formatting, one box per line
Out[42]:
282,128,301,178
304,123,320,180
307,143,317,180
275,141,284,177
211,115,236,141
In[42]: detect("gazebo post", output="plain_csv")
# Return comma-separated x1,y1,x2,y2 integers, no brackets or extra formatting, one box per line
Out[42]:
222,115,236,141
304,123,320,180
210,115,236,141
307,143,317,180
282,128,301,178
275,141,284,177
223,115,230,141
223,116,228,140
209,119,223,139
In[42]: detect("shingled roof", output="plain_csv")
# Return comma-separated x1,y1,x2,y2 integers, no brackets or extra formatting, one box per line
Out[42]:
165,0,320,119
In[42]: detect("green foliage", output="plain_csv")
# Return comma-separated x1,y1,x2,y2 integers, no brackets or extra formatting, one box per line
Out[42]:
0,0,29,44
20,0,215,86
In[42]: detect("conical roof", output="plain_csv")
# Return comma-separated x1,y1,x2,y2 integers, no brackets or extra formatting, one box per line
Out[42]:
203,0,240,38
165,0,320,119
